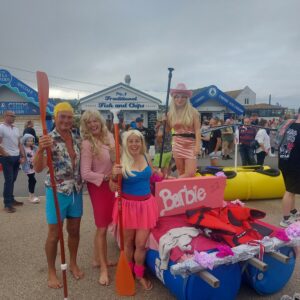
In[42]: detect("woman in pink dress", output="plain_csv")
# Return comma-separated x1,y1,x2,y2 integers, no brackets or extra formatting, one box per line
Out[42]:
80,110,115,286
110,130,158,291
168,83,201,177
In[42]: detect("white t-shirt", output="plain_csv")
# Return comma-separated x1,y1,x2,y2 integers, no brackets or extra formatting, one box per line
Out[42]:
0,123,20,156
255,128,270,154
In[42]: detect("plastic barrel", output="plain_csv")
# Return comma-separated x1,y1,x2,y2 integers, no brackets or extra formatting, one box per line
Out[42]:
146,249,241,300
242,246,296,295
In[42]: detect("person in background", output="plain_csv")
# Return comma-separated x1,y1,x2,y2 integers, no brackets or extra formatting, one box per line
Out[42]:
207,117,222,166
135,117,154,149
250,113,259,125
0,111,25,213
21,133,40,203
239,117,257,166
33,102,84,289
110,130,158,291
200,120,210,155
167,83,201,177
80,110,115,286
23,120,39,145
278,107,300,227
255,119,270,165
221,119,234,160
153,116,172,177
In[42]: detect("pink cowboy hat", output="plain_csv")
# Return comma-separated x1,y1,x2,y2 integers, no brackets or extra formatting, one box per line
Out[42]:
170,83,193,98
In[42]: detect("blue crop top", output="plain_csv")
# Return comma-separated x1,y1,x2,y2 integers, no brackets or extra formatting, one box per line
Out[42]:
122,157,151,196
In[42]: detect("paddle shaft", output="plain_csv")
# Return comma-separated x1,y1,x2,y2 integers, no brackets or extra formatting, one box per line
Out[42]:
37,71,68,299
113,122,125,250
158,67,174,169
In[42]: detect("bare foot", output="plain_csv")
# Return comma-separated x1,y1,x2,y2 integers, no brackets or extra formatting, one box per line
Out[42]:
98,269,109,286
138,277,153,291
48,272,63,289
70,264,84,280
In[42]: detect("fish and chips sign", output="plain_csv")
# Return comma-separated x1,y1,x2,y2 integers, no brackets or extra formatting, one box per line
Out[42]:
155,176,226,217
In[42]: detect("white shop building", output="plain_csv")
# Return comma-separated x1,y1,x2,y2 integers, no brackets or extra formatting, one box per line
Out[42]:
79,80,161,129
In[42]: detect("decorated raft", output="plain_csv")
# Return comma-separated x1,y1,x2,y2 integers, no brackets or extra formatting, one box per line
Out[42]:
196,166,285,201
146,176,299,300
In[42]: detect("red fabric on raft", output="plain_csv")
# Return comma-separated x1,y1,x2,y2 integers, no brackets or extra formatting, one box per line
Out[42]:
150,214,282,263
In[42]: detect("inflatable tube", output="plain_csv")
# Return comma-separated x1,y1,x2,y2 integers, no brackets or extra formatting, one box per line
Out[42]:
197,166,285,201
146,249,241,300
224,167,285,200
242,246,296,295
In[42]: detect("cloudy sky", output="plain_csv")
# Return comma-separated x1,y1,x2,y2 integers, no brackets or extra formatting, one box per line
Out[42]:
1,0,299,108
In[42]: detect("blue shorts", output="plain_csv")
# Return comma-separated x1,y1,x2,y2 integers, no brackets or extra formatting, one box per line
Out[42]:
45,187,83,224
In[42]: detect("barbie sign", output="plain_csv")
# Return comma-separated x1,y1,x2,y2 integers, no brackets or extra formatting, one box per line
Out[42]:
155,177,226,217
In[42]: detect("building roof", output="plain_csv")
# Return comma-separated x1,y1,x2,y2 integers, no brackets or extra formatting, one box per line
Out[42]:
245,103,286,110
225,89,243,99
80,82,161,105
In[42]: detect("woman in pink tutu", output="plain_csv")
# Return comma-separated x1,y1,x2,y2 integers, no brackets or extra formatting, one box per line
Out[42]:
168,83,201,177
110,130,158,290
80,110,115,286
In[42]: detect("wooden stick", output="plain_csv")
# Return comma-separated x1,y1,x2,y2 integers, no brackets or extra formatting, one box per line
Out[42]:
197,270,220,288
269,251,290,264
248,257,268,271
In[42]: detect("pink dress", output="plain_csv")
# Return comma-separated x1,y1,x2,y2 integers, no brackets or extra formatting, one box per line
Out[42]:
172,122,196,159
81,134,115,228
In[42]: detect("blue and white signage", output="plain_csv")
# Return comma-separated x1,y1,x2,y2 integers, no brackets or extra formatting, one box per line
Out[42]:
190,85,245,115
80,85,160,111
0,69,54,115
0,102,40,115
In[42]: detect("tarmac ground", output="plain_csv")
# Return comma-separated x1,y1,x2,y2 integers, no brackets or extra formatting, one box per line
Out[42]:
0,154,299,300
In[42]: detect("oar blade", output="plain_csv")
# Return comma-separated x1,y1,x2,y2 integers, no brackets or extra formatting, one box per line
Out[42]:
36,71,49,132
115,251,135,296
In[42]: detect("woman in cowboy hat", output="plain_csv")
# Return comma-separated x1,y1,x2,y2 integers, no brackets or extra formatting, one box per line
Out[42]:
167,83,201,177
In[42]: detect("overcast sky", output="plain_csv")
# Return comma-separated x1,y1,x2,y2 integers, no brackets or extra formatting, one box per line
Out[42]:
1,0,299,109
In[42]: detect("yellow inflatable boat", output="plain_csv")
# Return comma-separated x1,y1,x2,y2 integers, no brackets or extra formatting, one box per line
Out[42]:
196,166,285,201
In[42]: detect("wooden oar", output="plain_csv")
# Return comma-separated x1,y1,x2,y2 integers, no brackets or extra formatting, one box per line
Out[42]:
36,71,68,299
111,109,135,296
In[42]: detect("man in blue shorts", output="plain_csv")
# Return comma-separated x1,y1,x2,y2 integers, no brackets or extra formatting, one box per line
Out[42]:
34,103,84,289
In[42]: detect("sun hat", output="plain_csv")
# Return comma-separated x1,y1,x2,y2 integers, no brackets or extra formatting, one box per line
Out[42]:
170,83,193,98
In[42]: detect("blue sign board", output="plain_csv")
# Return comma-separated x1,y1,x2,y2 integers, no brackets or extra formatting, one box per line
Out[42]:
190,85,245,115
0,102,40,115
0,69,54,115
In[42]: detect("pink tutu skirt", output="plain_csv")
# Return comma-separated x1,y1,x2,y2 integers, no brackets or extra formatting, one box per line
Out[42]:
112,193,158,229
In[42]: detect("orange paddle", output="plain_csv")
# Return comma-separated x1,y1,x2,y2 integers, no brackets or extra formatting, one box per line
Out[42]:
112,109,135,296
36,71,68,299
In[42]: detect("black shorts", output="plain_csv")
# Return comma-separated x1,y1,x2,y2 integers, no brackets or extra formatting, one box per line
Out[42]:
281,169,300,194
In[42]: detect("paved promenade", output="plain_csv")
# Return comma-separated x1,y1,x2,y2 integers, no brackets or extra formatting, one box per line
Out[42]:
0,155,299,299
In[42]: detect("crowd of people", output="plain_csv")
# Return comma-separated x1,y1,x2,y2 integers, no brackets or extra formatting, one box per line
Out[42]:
0,83,300,294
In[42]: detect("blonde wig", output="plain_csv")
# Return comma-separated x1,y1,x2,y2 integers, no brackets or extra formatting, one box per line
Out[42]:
80,110,110,157
121,130,146,178
168,96,198,128
54,102,74,118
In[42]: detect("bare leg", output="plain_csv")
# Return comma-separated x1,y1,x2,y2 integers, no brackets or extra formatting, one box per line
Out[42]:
45,224,62,289
67,218,84,280
174,158,185,176
179,158,196,178
134,229,152,290
124,229,135,263
282,191,296,216
96,227,110,285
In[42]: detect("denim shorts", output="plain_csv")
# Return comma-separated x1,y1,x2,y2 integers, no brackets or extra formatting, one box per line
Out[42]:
45,187,83,224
